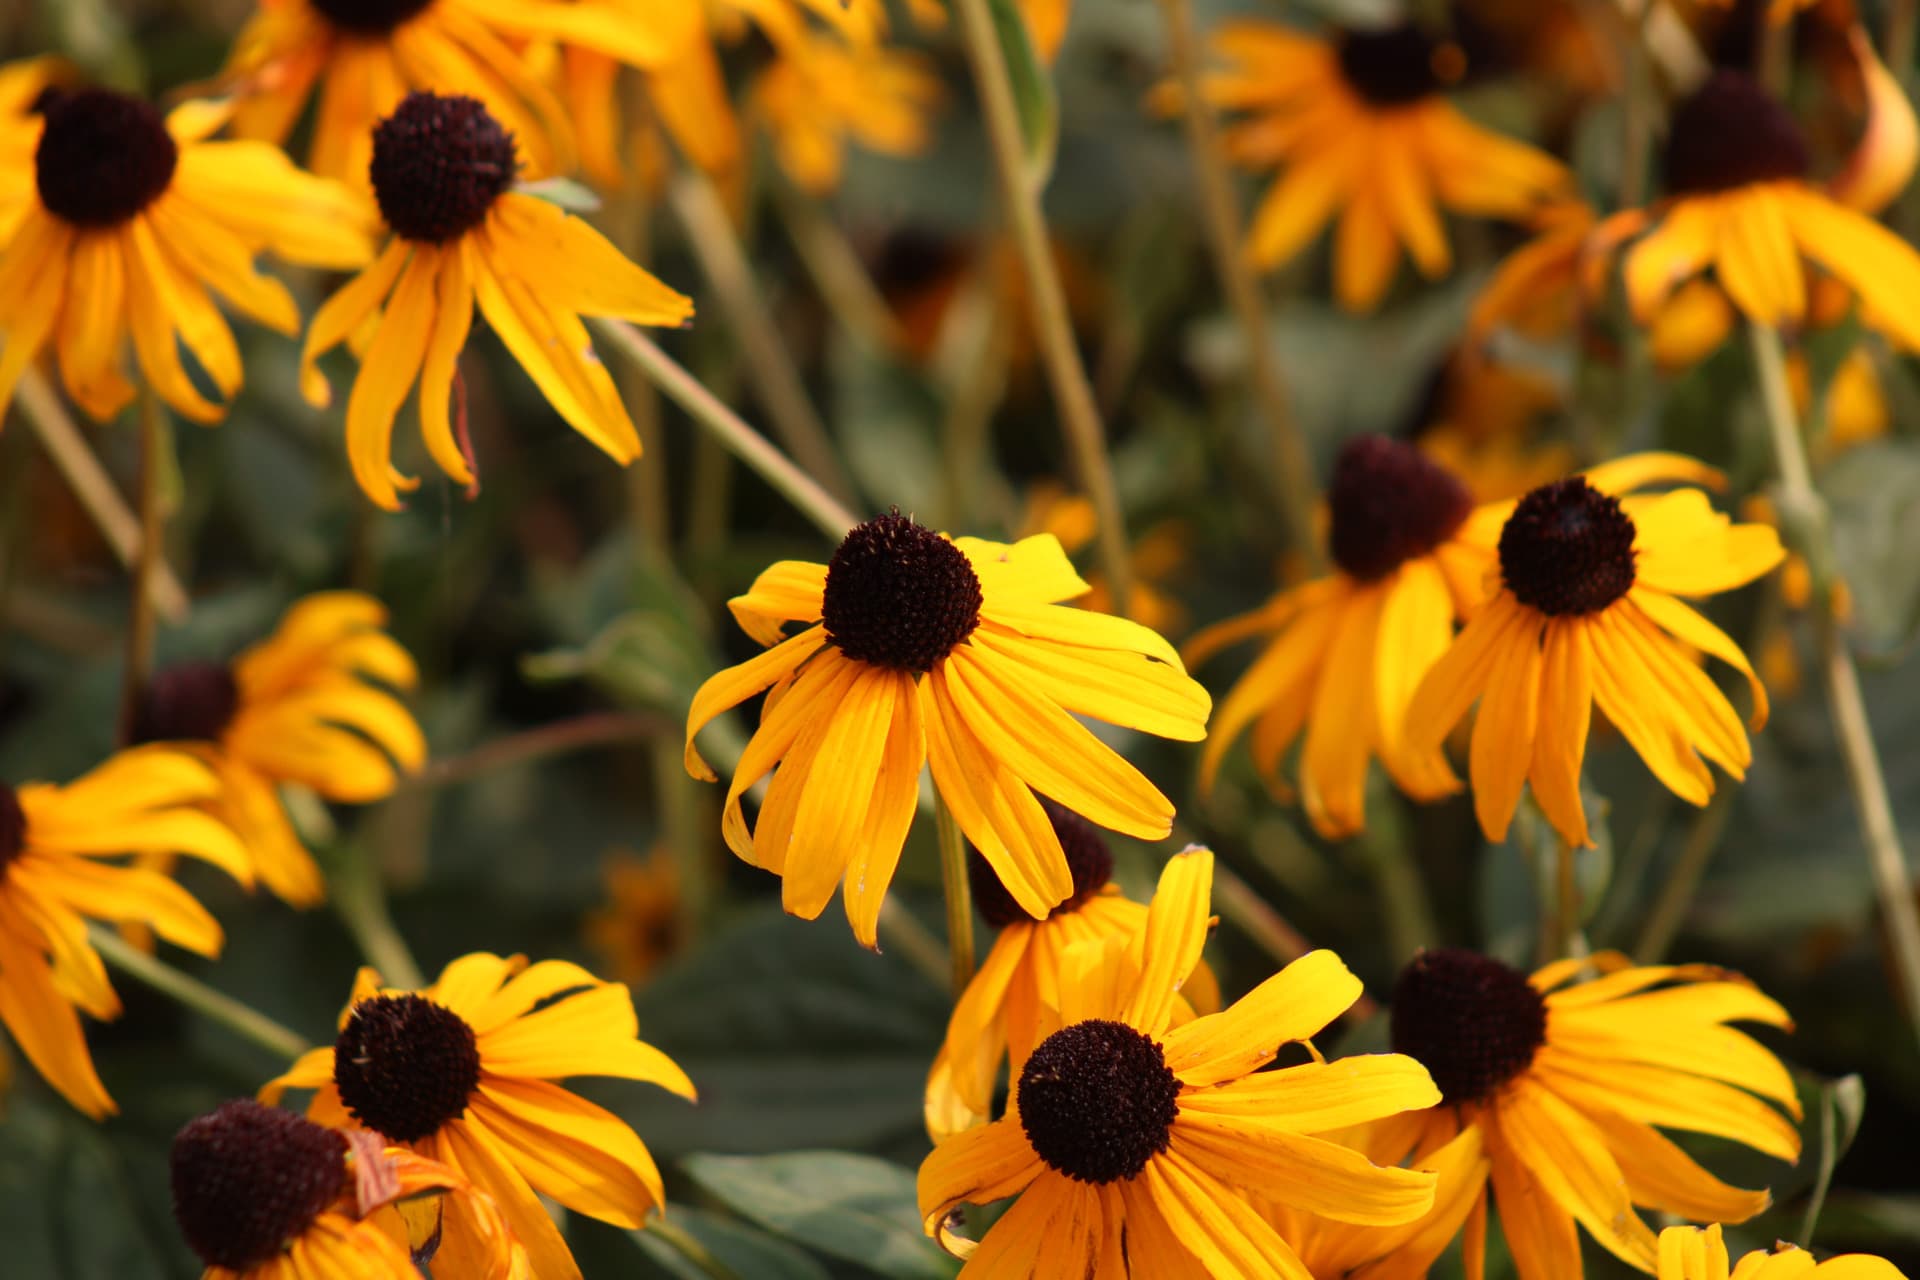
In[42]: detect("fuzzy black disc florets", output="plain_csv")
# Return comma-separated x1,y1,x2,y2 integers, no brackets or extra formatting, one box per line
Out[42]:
129,661,241,745
1663,70,1810,196
170,1100,349,1271
35,89,177,228
312,0,436,34
820,511,983,672
969,798,1115,928
369,92,517,244
1018,1019,1181,1184
1328,435,1475,581
1337,24,1451,105
333,994,481,1142
1389,948,1548,1106
1498,477,1637,615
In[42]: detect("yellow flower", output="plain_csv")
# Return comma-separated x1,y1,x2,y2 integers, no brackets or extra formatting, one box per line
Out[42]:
128,591,425,908
221,0,698,187
1018,480,1192,635
298,91,692,511
262,952,695,1280
918,847,1442,1275
1789,347,1889,454
924,800,1219,1140
0,88,370,425
0,746,248,1117
1659,1223,1908,1280
752,32,943,195
684,513,1210,947
1405,453,1784,849
584,846,685,986
1186,21,1568,310
0,57,72,242
172,1099,528,1280
1347,949,1801,1279
1187,436,1496,839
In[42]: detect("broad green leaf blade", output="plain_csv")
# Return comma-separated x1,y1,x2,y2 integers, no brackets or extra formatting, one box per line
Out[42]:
629,1209,832,1280
986,0,1058,186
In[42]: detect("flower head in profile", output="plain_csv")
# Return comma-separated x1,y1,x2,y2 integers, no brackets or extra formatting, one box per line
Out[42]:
128,592,424,908
1405,454,1784,848
924,800,1219,1141
1180,20,1569,309
1187,435,1497,838
0,87,370,425
262,953,695,1280
171,1099,527,1280
752,32,943,195
1357,948,1800,1279
685,513,1210,948
298,91,693,510
919,847,1441,1276
221,0,699,186
0,747,248,1116
1660,1223,1907,1280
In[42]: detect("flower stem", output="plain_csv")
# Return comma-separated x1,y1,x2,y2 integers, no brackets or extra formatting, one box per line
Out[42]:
771,173,905,355
1152,0,1320,566
1749,321,1920,1042
935,793,975,995
1890,0,1918,90
1617,0,1657,210
594,318,859,542
330,836,427,991
1212,864,1381,1021
1633,788,1735,962
88,925,309,1061
949,0,1134,613
117,384,169,743
644,1217,742,1280
667,169,858,509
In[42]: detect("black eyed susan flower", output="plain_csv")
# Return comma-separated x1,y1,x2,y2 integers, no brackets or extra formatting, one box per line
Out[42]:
1659,1223,1907,1280
221,0,699,187
918,847,1442,1275
172,1099,528,1280
0,87,371,425
261,952,694,1280
1184,21,1569,310
924,800,1219,1141
1404,454,1784,849
1019,481,1192,636
684,513,1211,948
0,747,248,1117
0,57,72,241
584,845,685,987
1186,436,1498,839
752,32,943,195
298,91,693,510
128,592,424,908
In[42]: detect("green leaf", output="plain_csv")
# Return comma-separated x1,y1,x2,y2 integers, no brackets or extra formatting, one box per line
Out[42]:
1799,1073,1867,1248
682,1151,958,1280
985,0,1057,185
629,1209,832,1280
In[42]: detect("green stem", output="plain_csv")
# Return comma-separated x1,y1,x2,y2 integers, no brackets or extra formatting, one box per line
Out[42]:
771,173,904,355
88,926,308,1061
950,0,1134,613
935,794,975,995
594,318,858,543
1890,0,1918,93
1634,778,1736,962
1749,322,1920,1044
643,1217,741,1280
878,899,951,989
332,839,427,991
1618,0,1656,211
117,385,167,744
1212,864,1380,1021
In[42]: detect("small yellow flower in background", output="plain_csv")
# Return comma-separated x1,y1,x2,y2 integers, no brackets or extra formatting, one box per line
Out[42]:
0,747,248,1117
171,1099,528,1280
585,846,685,986
924,800,1219,1141
0,88,371,425
1188,436,1497,839
129,591,424,908
1468,199,1596,353
684,512,1210,948
1660,1223,1908,1279
262,952,695,1280
221,0,699,187
1019,480,1192,636
918,847,1442,1275
1788,348,1890,455
1405,454,1784,849
1357,948,1800,1279
1180,21,1569,310
752,32,943,195
298,91,693,510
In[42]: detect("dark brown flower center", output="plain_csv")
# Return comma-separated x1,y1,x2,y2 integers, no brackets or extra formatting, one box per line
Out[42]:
1498,476,1637,615
128,661,240,745
969,799,1114,928
820,511,983,672
0,782,25,871
1389,948,1547,1106
35,88,177,229
170,1100,349,1271
1328,434,1475,581
1663,70,1810,196
333,994,481,1142
312,0,436,34
369,92,517,244
1336,24,1454,106
1018,1019,1181,1184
